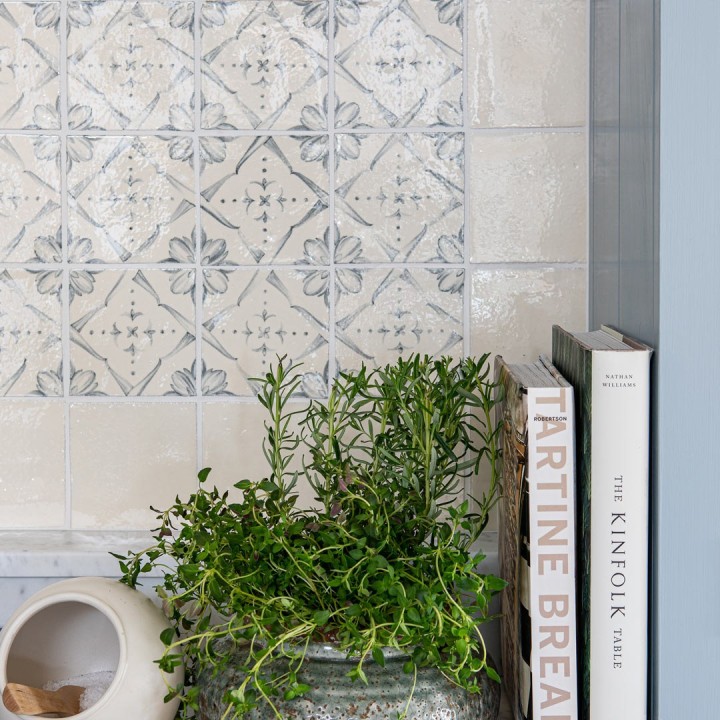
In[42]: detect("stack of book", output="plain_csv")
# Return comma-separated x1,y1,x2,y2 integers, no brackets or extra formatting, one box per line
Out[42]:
497,325,653,720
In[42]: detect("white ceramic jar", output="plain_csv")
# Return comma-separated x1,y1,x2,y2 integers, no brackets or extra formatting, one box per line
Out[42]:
0,577,182,720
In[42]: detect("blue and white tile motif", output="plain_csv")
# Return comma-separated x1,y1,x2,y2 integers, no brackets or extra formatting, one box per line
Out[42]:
0,2,467,406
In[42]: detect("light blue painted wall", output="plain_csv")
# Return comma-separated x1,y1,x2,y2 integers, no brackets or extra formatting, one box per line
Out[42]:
657,1,720,717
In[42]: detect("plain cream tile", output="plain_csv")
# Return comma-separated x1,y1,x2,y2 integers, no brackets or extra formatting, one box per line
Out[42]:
471,267,586,362
70,403,197,529
469,132,587,262
0,401,65,528
470,0,587,128
202,401,317,508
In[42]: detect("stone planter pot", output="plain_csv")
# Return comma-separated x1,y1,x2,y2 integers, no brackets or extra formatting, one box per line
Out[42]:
198,643,500,720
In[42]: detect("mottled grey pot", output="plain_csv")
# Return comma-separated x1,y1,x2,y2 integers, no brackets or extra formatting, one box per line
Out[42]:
198,643,500,720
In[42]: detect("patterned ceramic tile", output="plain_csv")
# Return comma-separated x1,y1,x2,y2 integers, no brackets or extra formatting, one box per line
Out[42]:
0,134,61,262
201,1,328,130
201,135,329,264
70,402,197,529
335,132,463,262
471,267,587,362
0,268,62,396
201,268,329,396
469,0,587,128
469,132,587,262
67,135,195,262
334,0,462,128
0,400,65,527
203,400,317,506
69,269,196,396
0,2,60,129
67,1,195,130
335,267,463,370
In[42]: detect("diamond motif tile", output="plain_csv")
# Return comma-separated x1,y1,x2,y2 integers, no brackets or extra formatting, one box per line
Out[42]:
201,135,329,265
0,135,61,262
201,0,328,129
335,132,463,262
335,0,462,128
202,268,329,396
69,269,196,396
0,269,62,396
67,136,195,262
67,1,195,130
0,2,60,129
335,267,463,370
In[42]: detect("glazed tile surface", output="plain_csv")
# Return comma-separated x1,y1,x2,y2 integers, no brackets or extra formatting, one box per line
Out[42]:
0,3,60,129
0,0,588,530
201,135,329,264
201,0,329,129
0,134,61,262
67,1,195,130
67,135,195,263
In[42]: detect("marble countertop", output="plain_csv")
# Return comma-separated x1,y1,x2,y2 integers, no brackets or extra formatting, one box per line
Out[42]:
0,530,160,577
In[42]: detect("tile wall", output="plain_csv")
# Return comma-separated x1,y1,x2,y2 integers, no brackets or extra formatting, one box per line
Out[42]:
0,0,587,530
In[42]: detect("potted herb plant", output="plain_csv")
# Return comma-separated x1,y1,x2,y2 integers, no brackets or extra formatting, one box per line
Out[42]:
117,354,505,720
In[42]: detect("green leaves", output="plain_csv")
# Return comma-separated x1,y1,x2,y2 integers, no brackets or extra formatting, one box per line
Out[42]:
115,354,504,720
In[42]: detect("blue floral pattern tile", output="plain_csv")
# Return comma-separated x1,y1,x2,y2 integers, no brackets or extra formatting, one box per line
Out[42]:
335,132,463,262
335,267,463,370
334,0,462,128
0,134,61,262
0,268,62,396
67,136,195,262
201,0,328,129
201,268,329,396
69,269,196,396
0,2,60,129
201,135,329,264
67,1,195,130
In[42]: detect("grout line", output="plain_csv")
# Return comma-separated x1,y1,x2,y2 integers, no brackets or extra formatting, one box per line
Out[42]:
60,0,72,530
194,0,204,473
327,0,337,382
462,0,470,361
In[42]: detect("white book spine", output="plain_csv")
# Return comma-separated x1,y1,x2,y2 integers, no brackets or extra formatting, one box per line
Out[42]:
589,351,650,720
527,387,578,720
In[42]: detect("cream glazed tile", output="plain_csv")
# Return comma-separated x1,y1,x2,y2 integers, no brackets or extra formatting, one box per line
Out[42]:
203,401,317,508
69,269,196,397
0,3,60,129
67,136,195,262
201,135,329,264
334,0,462,128
470,0,587,128
470,267,586,362
201,1,328,130
335,132,463,262
201,268,329,396
0,400,64,528
70,402,197,529
469,132,587,262
0,269,62,396
0,135,60,262
335,267,463,370
67,1,194,130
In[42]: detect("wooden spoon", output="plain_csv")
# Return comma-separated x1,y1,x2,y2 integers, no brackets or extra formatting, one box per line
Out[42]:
2,682,83,717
